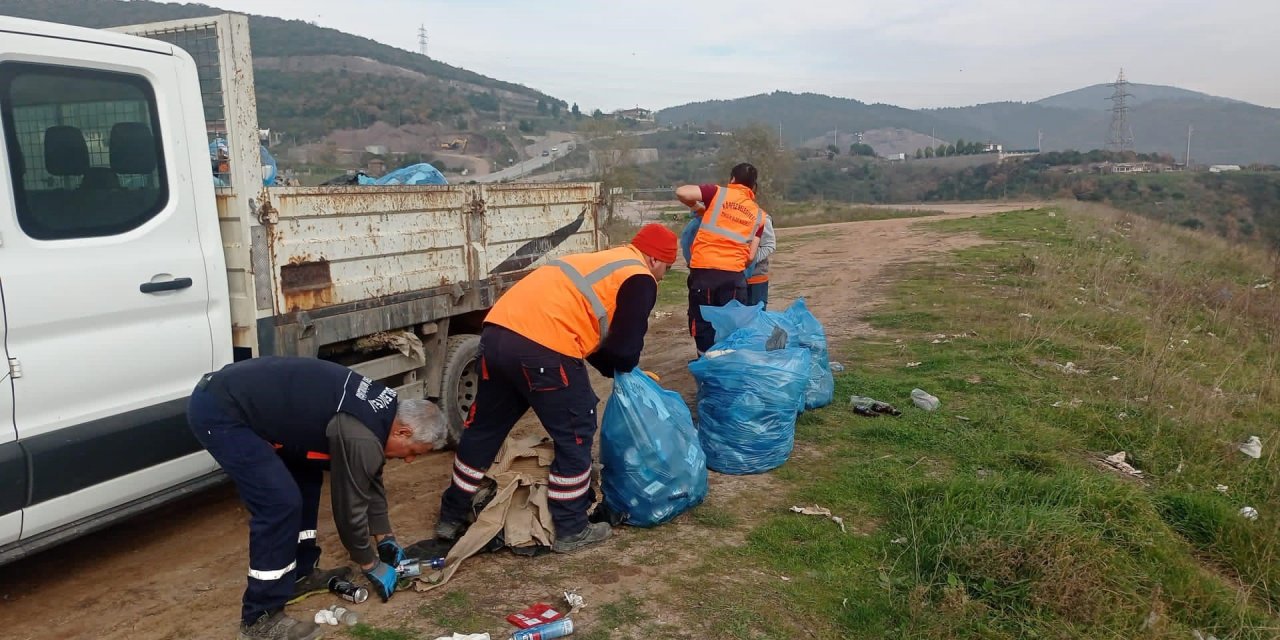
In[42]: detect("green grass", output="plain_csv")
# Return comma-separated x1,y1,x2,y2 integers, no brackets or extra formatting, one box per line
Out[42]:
713,204,1280,638
422,590,488,633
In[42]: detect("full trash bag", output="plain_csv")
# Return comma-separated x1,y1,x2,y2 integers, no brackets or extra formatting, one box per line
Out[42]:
702,299,834,410
600,370,708,527
688,344,810,475
783,299,835,410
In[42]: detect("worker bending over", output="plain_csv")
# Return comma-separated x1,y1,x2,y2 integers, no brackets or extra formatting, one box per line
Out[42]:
187,356,446,640
435,224,678,553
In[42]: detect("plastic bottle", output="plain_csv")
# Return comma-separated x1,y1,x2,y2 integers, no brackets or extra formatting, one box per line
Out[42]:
910,388,940,411
396,557,446,577
511,618,574,639
327,605,359,626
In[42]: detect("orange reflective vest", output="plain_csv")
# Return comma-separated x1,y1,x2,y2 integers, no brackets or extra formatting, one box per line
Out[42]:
486,245,653,358
690,184,763,271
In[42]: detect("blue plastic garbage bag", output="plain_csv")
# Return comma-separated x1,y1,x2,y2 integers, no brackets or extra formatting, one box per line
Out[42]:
701,300,795,352
783,299,834,410
688,345,810,475
600,370,708,527
208,138,277,186
680,218,699,264
375,163,448,186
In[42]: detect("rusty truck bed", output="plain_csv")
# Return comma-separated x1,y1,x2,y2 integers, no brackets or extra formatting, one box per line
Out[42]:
217,182,605,353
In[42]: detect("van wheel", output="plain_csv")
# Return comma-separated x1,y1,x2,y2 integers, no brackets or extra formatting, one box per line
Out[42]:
440,334,481,448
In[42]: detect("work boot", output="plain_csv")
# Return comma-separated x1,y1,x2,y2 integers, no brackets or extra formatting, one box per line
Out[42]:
287,566,351,604
551,522,611,554
238,610,324,640
434,518,468,542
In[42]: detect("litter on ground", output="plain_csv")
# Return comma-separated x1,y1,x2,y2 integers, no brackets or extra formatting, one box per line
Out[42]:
563,590,585,614
1240,506,1259,521
1102,451,1143,477
790,505,848,533
1239,435,1263,459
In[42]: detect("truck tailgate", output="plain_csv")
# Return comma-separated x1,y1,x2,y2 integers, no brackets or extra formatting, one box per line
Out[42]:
229,182,603,325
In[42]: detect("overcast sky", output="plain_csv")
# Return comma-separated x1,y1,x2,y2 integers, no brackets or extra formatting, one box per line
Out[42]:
180,0,1279,112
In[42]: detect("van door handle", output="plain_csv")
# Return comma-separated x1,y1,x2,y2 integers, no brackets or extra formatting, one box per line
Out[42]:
140,277,193,294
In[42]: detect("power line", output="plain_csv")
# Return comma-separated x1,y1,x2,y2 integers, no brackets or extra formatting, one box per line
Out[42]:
1105,68,1135,152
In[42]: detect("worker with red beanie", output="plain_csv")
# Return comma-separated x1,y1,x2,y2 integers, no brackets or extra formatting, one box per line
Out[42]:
434,224,678,553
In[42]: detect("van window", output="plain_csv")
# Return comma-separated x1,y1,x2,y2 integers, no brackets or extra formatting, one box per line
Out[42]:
0,62,168,240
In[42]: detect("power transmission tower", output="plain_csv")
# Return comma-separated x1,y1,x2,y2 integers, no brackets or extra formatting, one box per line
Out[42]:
417,24,428,57
1105,68,1134,152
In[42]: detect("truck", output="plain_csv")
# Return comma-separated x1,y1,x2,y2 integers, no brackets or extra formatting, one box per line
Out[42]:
0,13,607,564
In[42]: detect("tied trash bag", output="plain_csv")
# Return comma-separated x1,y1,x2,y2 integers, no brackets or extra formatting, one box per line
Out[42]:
782,299,834,410
600,370,708,527
689,345,810,475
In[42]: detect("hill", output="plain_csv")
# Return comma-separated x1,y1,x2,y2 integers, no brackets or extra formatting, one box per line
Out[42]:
1036,82,1243,110
0,0,567,159
660,86,1280,165
656,92,993,148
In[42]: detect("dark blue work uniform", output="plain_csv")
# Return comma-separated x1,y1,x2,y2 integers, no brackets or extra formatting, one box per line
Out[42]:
187,357,397,625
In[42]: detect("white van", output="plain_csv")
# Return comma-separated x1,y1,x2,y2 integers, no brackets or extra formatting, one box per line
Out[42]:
0,14,606,564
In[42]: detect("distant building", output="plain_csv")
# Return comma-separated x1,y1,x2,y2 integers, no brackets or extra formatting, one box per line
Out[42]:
982,142,1003,153
613,107,654,122
886,152,906,161
1209,164,1242,173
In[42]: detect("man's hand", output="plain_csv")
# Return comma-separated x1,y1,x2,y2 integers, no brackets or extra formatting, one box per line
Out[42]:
377,535,406,566
363,562,398,602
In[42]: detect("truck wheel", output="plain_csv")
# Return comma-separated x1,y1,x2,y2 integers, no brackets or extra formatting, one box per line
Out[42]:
440,334,481,448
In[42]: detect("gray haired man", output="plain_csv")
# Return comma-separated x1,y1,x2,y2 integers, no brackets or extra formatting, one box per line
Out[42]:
187,356,447,640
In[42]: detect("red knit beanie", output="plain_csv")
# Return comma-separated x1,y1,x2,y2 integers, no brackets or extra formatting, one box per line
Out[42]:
630,223,678,264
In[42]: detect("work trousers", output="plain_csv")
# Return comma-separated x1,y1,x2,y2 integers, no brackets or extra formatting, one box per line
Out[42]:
688,267,748,353
187,386,323,625
440,325,599,538
746,280,770,310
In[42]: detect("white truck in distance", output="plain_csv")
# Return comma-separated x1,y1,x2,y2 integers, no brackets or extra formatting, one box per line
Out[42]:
0,14,608,564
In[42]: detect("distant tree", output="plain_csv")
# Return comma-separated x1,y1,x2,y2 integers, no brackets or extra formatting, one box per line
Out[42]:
849,143,876,157
571,103,581,118
946,144,956,156
915,148,923,159
924,146,935,158
955,139,966,156
455,116,468,131
826,144,841,155
716,123,793,208
518,119,534,133
592,108,604,118
537,99,548,115
551,102,561,117
936,144,947,158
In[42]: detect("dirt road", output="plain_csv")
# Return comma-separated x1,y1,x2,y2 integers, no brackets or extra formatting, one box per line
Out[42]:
0,203,1033,640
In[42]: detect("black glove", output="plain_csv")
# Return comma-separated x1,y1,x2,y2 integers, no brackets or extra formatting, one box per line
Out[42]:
364,562,397,602
377,535,406,566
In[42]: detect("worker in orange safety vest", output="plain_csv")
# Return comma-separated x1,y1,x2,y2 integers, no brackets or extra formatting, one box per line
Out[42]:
674,163,766,354
434,224,678,554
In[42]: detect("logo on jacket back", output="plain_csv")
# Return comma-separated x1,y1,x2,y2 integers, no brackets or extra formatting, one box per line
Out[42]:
356,376,397,411
720,201,758,228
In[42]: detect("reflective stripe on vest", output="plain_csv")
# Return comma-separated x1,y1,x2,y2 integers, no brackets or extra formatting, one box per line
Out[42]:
700,186,756,244
548,257,647,346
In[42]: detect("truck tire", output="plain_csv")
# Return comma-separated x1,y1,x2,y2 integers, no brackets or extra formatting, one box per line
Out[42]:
440,333,482,448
